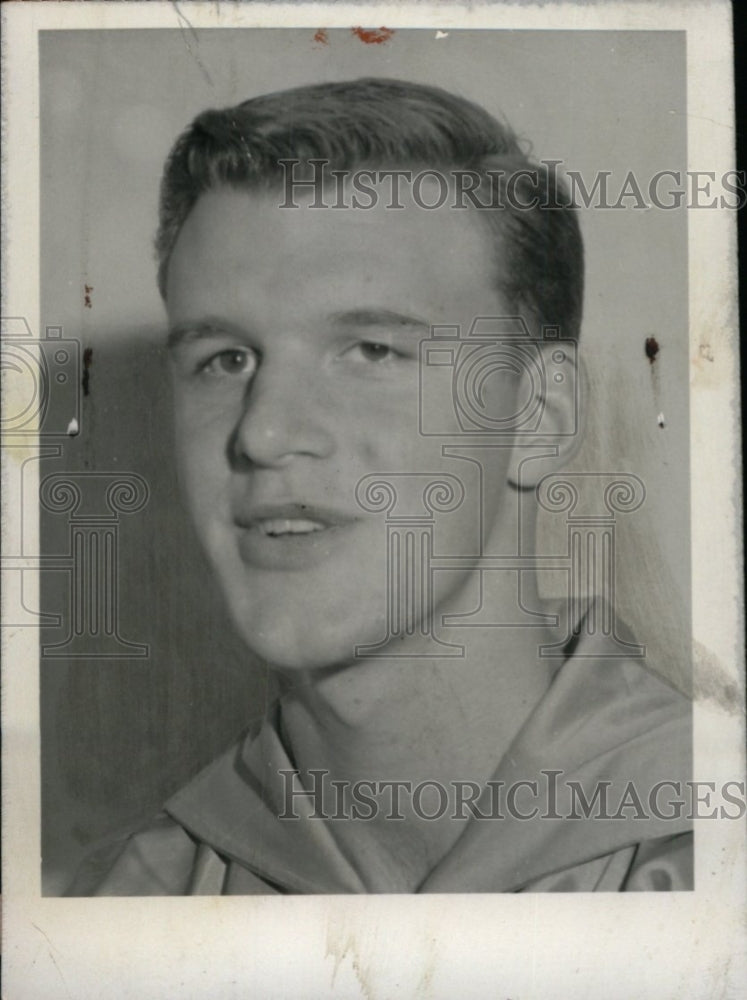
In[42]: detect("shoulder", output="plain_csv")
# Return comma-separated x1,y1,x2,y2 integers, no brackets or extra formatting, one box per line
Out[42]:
66,722,268,897
521,831,694,892
66,812,202,896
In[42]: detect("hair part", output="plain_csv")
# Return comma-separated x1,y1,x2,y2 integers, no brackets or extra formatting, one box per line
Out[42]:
156,77,584,339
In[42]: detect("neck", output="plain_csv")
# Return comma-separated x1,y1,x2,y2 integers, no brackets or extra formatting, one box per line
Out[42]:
274,576,555,890
280,627,552,778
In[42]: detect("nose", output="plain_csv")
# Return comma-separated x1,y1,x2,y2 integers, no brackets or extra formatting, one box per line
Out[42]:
231,361,336,468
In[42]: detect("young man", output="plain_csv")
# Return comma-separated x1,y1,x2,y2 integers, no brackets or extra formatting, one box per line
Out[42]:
70,78,692,895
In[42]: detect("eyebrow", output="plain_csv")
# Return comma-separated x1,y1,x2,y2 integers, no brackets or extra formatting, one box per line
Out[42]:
167,308,432,351
166,319,248,351
330,308,431,332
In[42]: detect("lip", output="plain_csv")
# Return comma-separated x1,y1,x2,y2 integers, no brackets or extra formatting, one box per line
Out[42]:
234,501,358,530
234,501,360,570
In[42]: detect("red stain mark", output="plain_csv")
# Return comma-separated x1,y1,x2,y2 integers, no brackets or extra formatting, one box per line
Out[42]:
645,336,659,364
352,26,394,45
82,347,93,397
313,28,328,45
84,284,93,309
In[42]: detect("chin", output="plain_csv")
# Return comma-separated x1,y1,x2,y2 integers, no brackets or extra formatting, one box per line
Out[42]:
227,598,389,673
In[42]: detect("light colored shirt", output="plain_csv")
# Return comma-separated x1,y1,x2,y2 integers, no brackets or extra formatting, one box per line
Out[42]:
68,627,693,895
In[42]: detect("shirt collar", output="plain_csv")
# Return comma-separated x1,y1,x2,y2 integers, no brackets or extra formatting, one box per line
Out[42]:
165,617,692,893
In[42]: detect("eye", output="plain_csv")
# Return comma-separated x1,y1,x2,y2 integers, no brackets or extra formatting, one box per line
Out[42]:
350,342,394,363
200,348,257,378
360,342,392,362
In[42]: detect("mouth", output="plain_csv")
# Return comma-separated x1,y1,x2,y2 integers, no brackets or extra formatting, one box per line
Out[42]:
234,502,358,568
255,517,327,537
236,502,355,533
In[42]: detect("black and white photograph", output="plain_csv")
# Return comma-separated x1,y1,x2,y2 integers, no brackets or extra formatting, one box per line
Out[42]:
2,3,744,998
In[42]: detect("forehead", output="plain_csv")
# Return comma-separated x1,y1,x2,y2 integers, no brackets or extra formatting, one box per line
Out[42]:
165,184,506,324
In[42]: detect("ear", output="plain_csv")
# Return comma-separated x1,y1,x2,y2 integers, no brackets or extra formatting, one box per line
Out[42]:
506,340,586,489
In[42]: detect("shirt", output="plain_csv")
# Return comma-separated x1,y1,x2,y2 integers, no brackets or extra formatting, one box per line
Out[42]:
68,622,693,895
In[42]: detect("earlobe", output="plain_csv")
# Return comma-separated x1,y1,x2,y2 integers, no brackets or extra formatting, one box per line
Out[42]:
506,345,586,489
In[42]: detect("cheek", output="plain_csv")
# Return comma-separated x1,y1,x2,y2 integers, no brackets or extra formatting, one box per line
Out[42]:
173,408,231,510
358,436,383,467
354,395,424,469
356,430,424,475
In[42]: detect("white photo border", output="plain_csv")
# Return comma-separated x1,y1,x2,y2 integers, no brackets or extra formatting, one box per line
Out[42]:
2,3,744,998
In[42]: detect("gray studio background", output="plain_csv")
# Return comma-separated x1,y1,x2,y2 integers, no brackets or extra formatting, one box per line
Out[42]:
39,28,690,891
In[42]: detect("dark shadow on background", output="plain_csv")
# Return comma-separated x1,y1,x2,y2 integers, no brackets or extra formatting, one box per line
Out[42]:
40,330,270,894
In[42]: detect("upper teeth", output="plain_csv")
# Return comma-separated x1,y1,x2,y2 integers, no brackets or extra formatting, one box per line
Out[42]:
257,518,326,536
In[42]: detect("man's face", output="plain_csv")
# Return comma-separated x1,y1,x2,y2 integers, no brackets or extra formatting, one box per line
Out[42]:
166,183,518,670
